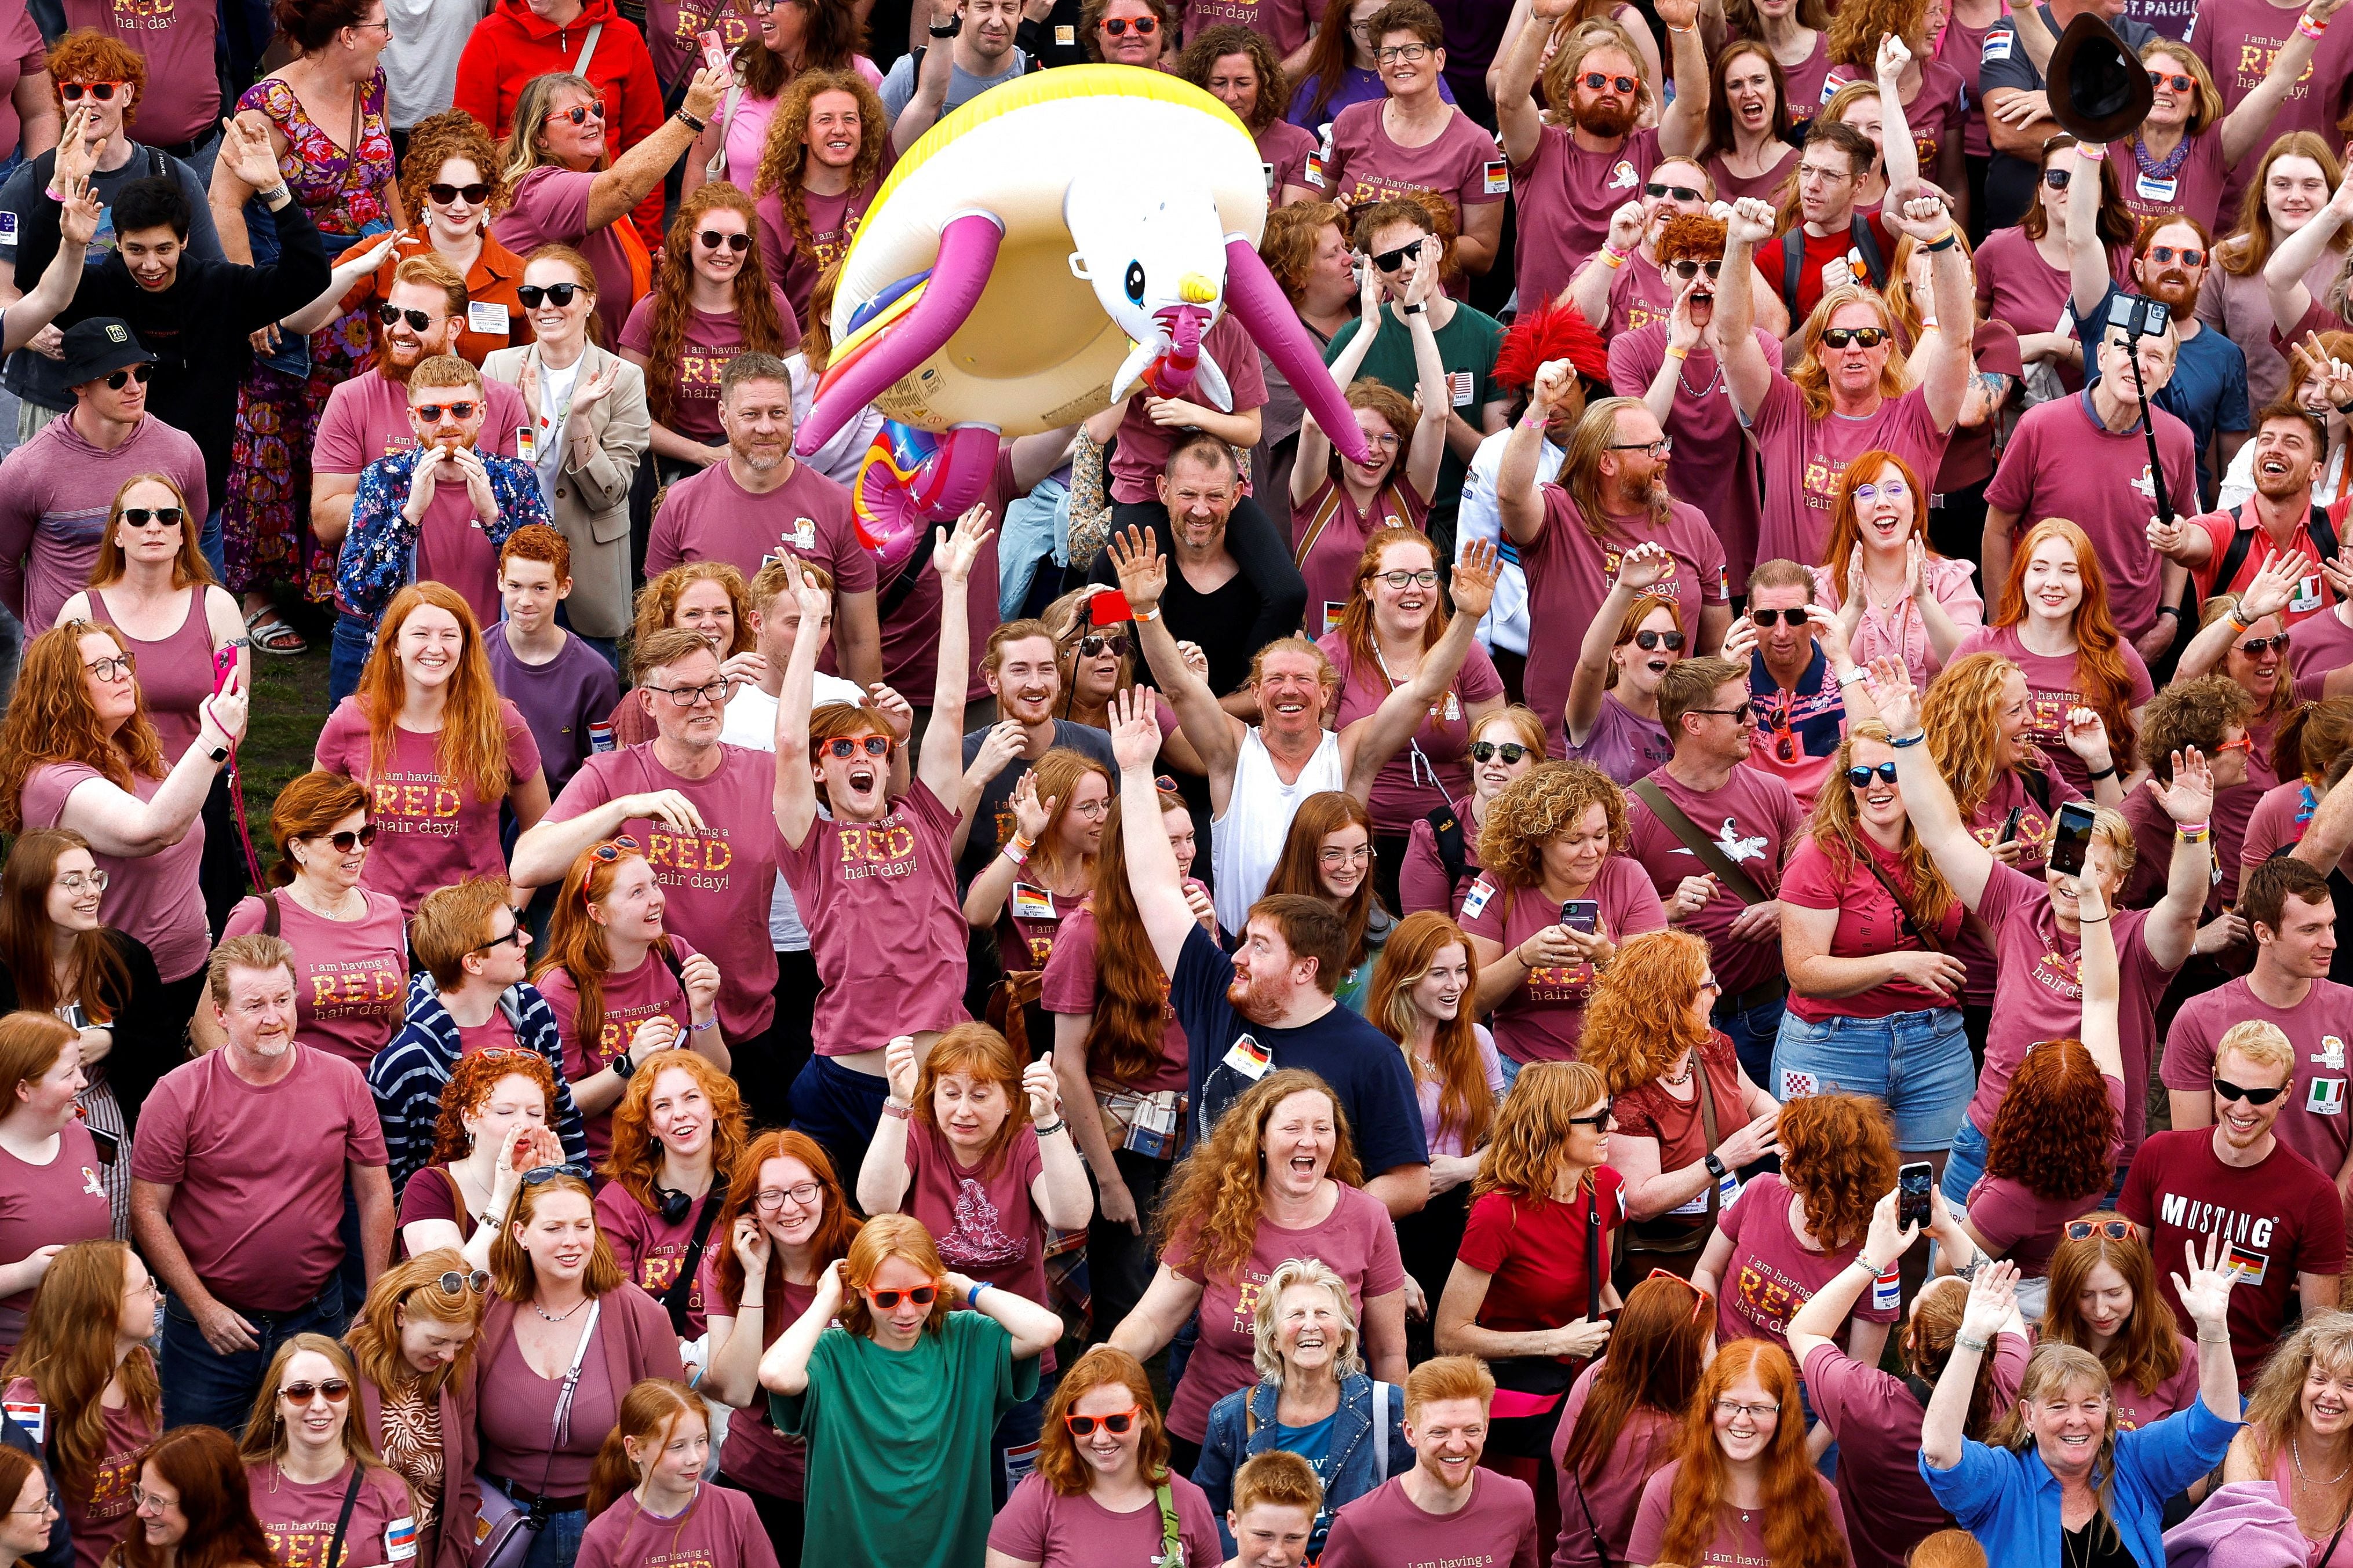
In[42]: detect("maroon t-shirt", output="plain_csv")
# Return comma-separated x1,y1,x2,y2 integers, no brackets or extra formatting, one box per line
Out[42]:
900,1120,1049,1366
1607,324,1778,592
1750,375,1950,572
20,763,208,982
244,1460,415,1568
5,1375,151,1568
314,700,541,919
1623,765,1806,1000
2106,131,2231,233
313,370,530,479
1548,1362,1678,1568
1038,900,1190,1095
641,458,874,590
2161,975,2353,1190
594,1180,716,1335
1628,1460,1848,1567
1947,624,2158,798
491,166,640,345
1318,627,1506,832
619,289,800,442
1320,1471,1538,1568
1712,1172,1898,1353
578,1485,781,1568
0,1123,112,1350
987,1470,1227,1567
220,890,409,1068
1107,315,1269,505
2187,0,2353,217
1457,857,1666,1063
1319,100,1506,233
1510,124,1659,317
536,938,699,1160
1966,1073,2128,1277
702,1259,816,1499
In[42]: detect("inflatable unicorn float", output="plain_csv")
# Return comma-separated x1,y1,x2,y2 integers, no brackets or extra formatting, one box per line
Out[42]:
796,63,1372,575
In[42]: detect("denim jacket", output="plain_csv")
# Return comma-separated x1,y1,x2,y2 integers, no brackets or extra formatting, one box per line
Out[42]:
1194,1372,1413,1557
335,445,552,624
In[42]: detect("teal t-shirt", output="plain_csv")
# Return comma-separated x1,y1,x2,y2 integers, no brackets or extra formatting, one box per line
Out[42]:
772,1311,1039,1568
1323,300,1506,547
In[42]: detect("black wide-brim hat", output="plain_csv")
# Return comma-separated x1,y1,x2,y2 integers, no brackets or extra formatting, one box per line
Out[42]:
2046,11,2155,144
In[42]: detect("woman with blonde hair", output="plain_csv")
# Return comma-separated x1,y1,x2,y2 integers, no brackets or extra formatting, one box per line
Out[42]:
604,562,758,747
236,1335,414,1567
594,1052,749,1344
0,1240,160,1568
1396,706,1545,918
749,69,889,329
2221,1309,2353,1558
345,1252,486,1568
1108,1069,1407,1475
313,583,548,918
1563,547,1686,786
1462,761,1667,1074
1580,931,1779,1275
578,1380,775,1567
761,1213,1063,1568
987,1345,1224,1568
1263,792,1391,1011
0,1012,112,1357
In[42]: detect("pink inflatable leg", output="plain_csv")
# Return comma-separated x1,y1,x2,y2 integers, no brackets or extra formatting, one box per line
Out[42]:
1222,236,1373,466
851,421,1004,579
799,210,1006,456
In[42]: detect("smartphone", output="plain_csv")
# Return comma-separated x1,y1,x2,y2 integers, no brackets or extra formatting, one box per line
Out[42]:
2048,800,2098,878
211,642,238,696
1898,1161,1934,1231
1998,806,2024,845
698,27,729,72
59,1002,87,1030
1089,588,1133,627
1561,899,1600,934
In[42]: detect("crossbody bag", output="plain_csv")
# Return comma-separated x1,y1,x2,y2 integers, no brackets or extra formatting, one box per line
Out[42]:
470,1300,601,1568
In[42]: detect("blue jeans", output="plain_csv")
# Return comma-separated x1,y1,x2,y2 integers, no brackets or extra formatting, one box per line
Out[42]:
330,613,373,706
1771,1006,1973,1152
160,1278,344,1434
788,1054,888,1203
1714,989,1790,1090
1942,1116,1991,1209
1497,1053,1523,1091
520,1505,585,1568
199,507,225,587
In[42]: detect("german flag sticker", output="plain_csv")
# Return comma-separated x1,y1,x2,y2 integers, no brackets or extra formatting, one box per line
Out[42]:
2224,1242,2269,1286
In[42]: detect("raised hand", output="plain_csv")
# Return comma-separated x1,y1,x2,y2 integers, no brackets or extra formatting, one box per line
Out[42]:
682,63,730,124
1961,1259,2020,1339
2237,549,2307,624
2303,330,2353,407
2060,705,2113,769
1354,251,1382,329
1654,0,1698,27
57,173,101,250
966,719,1026,784
680,951,722,1015
1604,199,1646,256
2169,1230,2237,1333
1666,275,1705,356
1615,539,1672,594
2151,746,2216,825
1717,612,1759,667
867,681,915,741
1805,603,1852,668
1008,769,1053,841
1022,1056,1060,1123
730,1213,771,1278
1724,196,1776,248
779,550,832,626
883,1033,921,1104
568,363,619,417
200,671,250,748
1875,31,1911,81
1107,525,1169,616
1451,539,1500,623
1531,358,1577,416
221,111,284,192
935,503,994,586
1883,191,1955,244
1862,1189,1920,1273
1108,685,1161,773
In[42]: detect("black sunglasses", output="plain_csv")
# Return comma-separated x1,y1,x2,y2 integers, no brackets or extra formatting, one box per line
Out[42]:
379,304,436,332
697,230,753,252
1632,630,1686,651
1668,259,1722,280
104,364,152,390
310,824,378,851
1819,327,1887,350
426,182,491,204
413,402,479,422
1370,238,1424,272
1567,1102,1614,1127
1847,761,1899,787
1100,14,1156,32
119,506,184,528
472,909,528,953
1645,182,1702,202
521,1162,595,1184
2214,1077,2285,1105
516,282,580,308
1467,740,1531,764
2042,167,2072,190
1692,701,1756,724
1751,607,1809,626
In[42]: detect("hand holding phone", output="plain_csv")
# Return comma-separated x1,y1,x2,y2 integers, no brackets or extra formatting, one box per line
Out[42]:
699,28,729,72
1561,899,1600,934
2048,801,2098,878
1898,1161,1933,1231
1997,806,2023,845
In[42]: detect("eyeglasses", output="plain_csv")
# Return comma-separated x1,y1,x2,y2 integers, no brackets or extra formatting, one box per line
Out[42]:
435,1269,491,1294
863,1284,940,1308
651,678,730,706
413,402,478,422
130,1487,174,1512
588,834,641,863
1668,259,1722,280
2235,636,2289,657
104,364,151,390
59,82,123,101
1852,480,1908,504
1467,741,1531,764
352,16,393,32
1713,1398,1781,1421
119,506,184,529
543,98,606,126
2145,243,2205,268
83,653,136,682
755,1182,823,1211
54,870,109,892
379,305,436,332
2146,70,2194,91
1698,975,1720,993
1370,239,1425,272
2042,168,2072,190
1608,437,1672,459
697,230,753,253
426,182,490,205
1691,702,1756,724
1631,629,1685,651
521,1163,594,1185
517,283,581,308
1646,182,1703,202
1376,568,1441,589
472,911,528,953
1582,71,1637,92
1847,761,1899,787
1566,1102,1613,1128
1318,844,1374,865
1819,326,1887,350
2064,1217,2139,1241
1797,162,1854,185
1077,632,1130,658
279,1379,352,1404
309,824,379,852
1377,42,1427,61
1100,14,1157,32
2214,1076,2286,1105
1750,608,1809,626
1064,1408,1140,1436
823,735,892,759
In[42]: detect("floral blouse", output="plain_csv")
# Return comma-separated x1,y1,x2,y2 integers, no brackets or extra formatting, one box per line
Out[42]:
238,71,397,238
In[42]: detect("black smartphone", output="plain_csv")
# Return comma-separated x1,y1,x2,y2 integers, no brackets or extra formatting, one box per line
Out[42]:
1898,1161,1933,1230
2048,800,2098,877
1998,806,2024,845
1562,899,1600,934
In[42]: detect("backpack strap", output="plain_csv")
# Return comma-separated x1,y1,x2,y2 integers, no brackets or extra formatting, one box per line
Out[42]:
1851,215,1888,288
2020,764,2053,815
1628,778,1767,905
1425,803,1466,889
1780,228,1805,314
2210,505,2256,608
262,889,282,939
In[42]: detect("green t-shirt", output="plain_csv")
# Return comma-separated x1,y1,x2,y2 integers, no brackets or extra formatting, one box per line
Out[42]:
1323,300,1506,547
771,1311,1040,1568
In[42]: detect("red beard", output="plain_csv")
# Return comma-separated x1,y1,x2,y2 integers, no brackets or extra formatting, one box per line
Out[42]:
1573,97,1638,138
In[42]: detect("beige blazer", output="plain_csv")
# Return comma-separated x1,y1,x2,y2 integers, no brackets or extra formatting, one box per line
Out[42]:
481,339,650,640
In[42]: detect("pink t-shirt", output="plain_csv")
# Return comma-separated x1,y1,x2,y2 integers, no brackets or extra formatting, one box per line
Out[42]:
1457,857,1666,1063
578,1485,781,1568
1563,692,1673,788
538,942,698,1161
902,1120,1052,1372
1750,375,1951,571
1712,1171,1898,1353
1982,392,2202,644
1295,477,1431,640
1779,832,1967,1022
1520,490,1728,758
645,0,754,89
314,699,542,918
1509,125,1660,319
547,745,781,1043
703,1264,815,1497
776,781,969,1057
1966,1074,2128,1276
19,763,209,982
1259,119,1320,197
641,458,874,591
2239,777,2343,877
1604,255,1679,339
1607,324,1778,591
1627,1460,1847,1568
1319,100,1506,231
1623,765,1806,1000
987,1468,1226,1567
60,0,217,144
1806,556,1985,689
2289,605,2353,700
1320,1471,1538,1568
128,1046,388,1311
1317,626,1506,832
2107,131,2231,234
1162,1182,1404,1443
0,3,43,160
619,288,800,441
84,586,218,759
475,1310,627,1493
2188,0,2353,217
244,1460,416,1568
2161,975,2353,1187
491,166,640,343
1038,900,1190,1095
220,890,410,1068
756,178,883,331
1107,315,1269,504
594,1180,716,1335
1549,1362,1677,1568
313,369,529,478
0,1122,113,1350
5,1373,150,1568
1822,58,1969,177
1947,623,2157,797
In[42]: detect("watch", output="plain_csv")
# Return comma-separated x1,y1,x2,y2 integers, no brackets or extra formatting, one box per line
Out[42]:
611,1050,637,1081
206,742,229,764
1402,302,1427,315
929,13,962,34
1702,1153,1728,1180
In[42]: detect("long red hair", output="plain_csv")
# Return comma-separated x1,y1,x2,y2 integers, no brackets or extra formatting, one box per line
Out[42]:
2042,1221,2184,1399
0,622,166,829
117,1426,274,1568
1081,789,1189,1088
1556,1272,1710,1485
530,839,683,1090
354,584,516,803
1366,911,1493,1153
709,1130,861,1348
1991,518,2142,773
644,182,790,426
1659,1341,1845,1568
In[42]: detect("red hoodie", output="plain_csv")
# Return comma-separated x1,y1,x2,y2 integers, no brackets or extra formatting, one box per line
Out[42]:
455,0,667,249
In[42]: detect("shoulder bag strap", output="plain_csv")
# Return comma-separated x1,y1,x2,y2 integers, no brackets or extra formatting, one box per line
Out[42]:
706,83,743,178
1854,844,1943,953
571,22,604,79
262,889,282,939
1781,228,1804,313
1157,1483,1182,1564
1426,803,1466,889
1570,1463,1615,1568
1586,1172,1603,1321
1291,481,1345,570
1628,778,1767,905
1693,1051,1724,1221
657,1195,724,1335
1371,1380,1388,1484
2312,503,2341,570
325,1464,365,1568
536,1299,602,1501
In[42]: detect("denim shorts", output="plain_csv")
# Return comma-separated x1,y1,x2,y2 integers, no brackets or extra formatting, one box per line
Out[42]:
1771,1006,1973,1152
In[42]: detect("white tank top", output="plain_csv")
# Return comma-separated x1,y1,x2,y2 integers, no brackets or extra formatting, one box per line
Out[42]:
1212,726,1345,936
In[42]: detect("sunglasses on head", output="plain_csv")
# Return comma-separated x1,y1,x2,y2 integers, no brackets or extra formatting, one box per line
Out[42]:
2146,70,2194,91
59,81,122,101
279,1380,352,1403
380,304,436,332
864,1284,940,1308
413,402,479,422
1582,71,1637,92
2063,1217,2139,1241
1847,760,1899,787
588,835,641,866
1668,259,1723,280
2145,243,2205,268
697,229,753,252
104,364,152,390
1100,14,1155,31
516,282,581,308
311,824,378,852
1064,1407,1140,1436
1646,1267,1713,1322
825,735,892,758
1077,632,1129,658
1468,740,1531,764
427,182,491,204
543,98,606,126
1370,238,1424,272
1750,607,1810,626
1819,326,1887,350
119,506,184,529
2215,1076,2285,1105
2042,167,2072,190
1631,628,1686,650
521,1162,594,1185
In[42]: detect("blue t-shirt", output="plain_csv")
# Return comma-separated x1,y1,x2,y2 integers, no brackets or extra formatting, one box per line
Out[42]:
1168,925,1430,1175
2079,283,2250,506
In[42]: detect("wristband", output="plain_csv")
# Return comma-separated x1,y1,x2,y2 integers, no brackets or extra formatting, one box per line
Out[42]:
2228,609,2254,632
929,13,961,34
1035,1118,1067,1138
1520,408,1549,428
1921,231,1959,252
2299,10,2328,36
1891,730,1928,748
2338,399,2353,417
2157,604,2185,619
2074,141,2105,161
1665,344,1690,361
1134,605,1162,622
2086,763,2118,781
2173,820,2210,836
1599,246,1627,269
687,1015,718,1033
1003,837,1033,868
1954,1332,1991,1353
968,1280,993,1307
2077,911,2111,921
880,1098,912,1120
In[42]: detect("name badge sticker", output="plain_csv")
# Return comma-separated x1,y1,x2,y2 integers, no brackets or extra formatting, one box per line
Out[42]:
1322,601,1346,636
1010,883,1057,922
1448,369,1475,407
1222,1033,1274,1082
515,425,537,463
2310,1077,2345,1116
1483,158,1510,196
2293,573,2325,614
1263,160,1276,194
2135,170,2179,203
467,301,510,335
2226,1243,2270,1286
385,1518,418,1563
1055,21,1074,42
2,1399,43,1444
0,211,17,248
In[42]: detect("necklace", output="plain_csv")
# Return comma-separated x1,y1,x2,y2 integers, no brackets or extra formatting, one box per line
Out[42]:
2294,1433,2352,1489
1663,1050,1694,1085
531,1296,588,1323
1677,357,1723,400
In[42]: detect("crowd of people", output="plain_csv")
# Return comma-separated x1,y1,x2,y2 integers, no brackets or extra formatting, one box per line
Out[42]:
0,0,2347,1562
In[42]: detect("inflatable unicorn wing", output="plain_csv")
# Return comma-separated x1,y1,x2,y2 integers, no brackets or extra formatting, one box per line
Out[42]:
1065,171,1232,410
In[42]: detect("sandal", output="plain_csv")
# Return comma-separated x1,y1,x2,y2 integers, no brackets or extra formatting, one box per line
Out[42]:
243,606,308,657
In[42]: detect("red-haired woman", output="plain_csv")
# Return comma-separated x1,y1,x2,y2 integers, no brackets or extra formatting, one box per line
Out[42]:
0,621,245,1099
699,1130,860,1565
349,111,530,365
1318,528,1505,909
1396,706,1544,918
106,1424,275,1568
533,836,725,1160
2039,1218,2201,1431
1262,792,1392,1012
605,562,760,749
1949,518,2150,798
399,1050,568,1271
986,1345,1224,1568
0,1014,115,1358
962,749,1112,979
595,1053,749,1349
1808,452,1981,689
345,1252,487,1568
1563,546,1686,786
749,70,889,331
579,1379,776,1568
619,183,798,485
0,1444,59,1568
1626,1340,1851,1568
1579,931,1780,1278
0,1240,160,1568
57,473,250,930
1551,1273,1712,1568
313,583,549,917
761,1213,1064,1568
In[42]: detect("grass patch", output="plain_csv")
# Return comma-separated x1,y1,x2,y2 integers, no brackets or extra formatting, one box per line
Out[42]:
232,641,335,881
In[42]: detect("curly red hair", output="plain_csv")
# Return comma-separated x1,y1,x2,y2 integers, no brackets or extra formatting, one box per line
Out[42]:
601,1052,749,1211
1778,1094,1896,1252
1983,1040,2117,1203
430,1050,559,1167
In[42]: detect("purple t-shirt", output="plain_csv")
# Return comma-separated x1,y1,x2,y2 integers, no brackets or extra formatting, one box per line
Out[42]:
1458,856,1666,1063
1946,623,2158,796
1564,692,1672,787
2161,975,2353,1189
220,890,409,1068
483,630,621,794
989,1471,1225,1567
1320,100,1506,233
619,289,800,442
1608,324,1778,591
491,166,640,344
1627,1460,1847,1567
129,1046,388,1311
20,763,209,982
1320,1471,1537,1568
578,1485,781,1568
1548,1361,1677,1568
313,370,529,478
1509,125,1659,321
315,698,541,918
642,458,874,592
547,745,781,1043
0,1123,112,1350
1712,1172,1898,1353
1623,765,1805,999
1316,626,1505,832
1750,376,1950,571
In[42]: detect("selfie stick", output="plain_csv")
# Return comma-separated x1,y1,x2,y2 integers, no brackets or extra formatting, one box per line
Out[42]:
2118,299,2174,528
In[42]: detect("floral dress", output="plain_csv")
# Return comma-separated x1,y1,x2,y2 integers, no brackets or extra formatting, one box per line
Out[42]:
221,71,396,603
